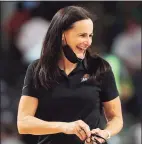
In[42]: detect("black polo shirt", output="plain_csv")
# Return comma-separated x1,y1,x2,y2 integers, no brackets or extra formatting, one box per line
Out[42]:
22,58,119,144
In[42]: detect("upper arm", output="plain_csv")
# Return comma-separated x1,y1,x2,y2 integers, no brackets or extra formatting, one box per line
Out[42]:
18,61,39,120
17,61,40,132
100,64,119,102
103,96,123,122
17,96,38,121
22,60,39,98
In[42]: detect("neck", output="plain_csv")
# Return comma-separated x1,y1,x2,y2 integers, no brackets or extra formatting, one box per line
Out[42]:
58,54,77,75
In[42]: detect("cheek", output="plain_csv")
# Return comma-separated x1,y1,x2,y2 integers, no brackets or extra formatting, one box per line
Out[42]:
71,45,78,52
68,39,78,50
73,38,84,47
68,37,85,52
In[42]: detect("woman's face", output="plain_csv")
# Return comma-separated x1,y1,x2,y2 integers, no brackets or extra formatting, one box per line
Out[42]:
62,19,93,59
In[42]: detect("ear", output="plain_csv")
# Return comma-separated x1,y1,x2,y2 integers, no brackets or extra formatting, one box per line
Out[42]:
62,33,65,45
62,33,65,41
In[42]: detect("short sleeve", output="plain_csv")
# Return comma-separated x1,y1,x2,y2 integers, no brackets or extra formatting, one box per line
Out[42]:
22,61,39,98
100,67,119,102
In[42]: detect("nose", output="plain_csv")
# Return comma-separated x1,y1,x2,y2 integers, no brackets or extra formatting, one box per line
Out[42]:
83,38,92,47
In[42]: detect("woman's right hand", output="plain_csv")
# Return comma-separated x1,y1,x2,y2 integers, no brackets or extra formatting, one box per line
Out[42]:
62,120,91,141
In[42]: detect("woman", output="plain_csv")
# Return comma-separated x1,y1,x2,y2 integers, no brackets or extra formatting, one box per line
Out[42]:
17,6,123,144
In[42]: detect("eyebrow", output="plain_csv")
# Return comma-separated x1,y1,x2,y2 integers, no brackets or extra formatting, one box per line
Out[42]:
78,33,93,35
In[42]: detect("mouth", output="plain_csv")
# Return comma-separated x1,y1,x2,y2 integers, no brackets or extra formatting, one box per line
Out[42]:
76,46,87,52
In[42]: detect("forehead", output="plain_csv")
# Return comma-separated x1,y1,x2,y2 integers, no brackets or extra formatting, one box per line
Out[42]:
70,19,93,33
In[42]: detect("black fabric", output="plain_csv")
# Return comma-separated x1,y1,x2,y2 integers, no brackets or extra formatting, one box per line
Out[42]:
100,69,119,102
62,44,83,63
21,57,118,144
22,60,39,98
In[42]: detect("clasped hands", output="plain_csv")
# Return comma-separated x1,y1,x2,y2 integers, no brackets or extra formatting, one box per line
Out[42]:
63,120,109,144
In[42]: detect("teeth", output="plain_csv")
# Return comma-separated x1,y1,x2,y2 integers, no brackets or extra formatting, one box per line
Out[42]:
79,46,85,49
77,46,86,50
78,48,84,50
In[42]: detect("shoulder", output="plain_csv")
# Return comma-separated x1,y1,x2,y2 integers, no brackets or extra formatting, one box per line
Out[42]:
87,54,111,74
28,59,39,70
92,55,110,65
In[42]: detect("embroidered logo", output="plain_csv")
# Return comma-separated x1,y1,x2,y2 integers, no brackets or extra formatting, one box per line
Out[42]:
81,74,90,82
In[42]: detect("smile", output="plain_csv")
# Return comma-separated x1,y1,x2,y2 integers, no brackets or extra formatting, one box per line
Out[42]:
76,46,87,51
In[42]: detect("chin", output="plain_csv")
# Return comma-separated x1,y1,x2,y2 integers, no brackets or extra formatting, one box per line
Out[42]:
77,53,85,59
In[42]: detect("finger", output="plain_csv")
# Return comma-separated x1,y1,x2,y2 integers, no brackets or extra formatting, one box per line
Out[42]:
75,124,87,141
76,121,88,140
77,127,87,141
92,136,104,144
92,137,100,144
75,130,84,141
75,125,84,141
91,128,101,134
78,120,91,138
85,137,92,144
91,129,106,143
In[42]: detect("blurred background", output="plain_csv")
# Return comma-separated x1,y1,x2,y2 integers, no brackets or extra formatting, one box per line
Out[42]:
0,1,141,144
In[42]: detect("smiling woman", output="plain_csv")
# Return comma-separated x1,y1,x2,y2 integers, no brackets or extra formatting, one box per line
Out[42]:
17,6,123,144
62,19,93,60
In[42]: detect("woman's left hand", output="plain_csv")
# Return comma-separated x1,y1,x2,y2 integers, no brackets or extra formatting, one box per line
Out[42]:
85,128,109,144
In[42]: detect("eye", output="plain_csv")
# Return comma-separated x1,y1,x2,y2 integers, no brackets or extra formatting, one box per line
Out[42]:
79,33,93,38
89,34,93,38
80,34,86,37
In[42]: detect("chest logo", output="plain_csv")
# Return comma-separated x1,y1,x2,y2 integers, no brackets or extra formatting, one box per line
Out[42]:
81,74,90,82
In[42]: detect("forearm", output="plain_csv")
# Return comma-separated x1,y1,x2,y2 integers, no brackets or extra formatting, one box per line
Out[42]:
18,115,65,135
104,116,123,137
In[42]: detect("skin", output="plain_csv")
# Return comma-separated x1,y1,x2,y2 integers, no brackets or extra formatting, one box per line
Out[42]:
59,18,93,75
17,19,123,143
62,19,93,59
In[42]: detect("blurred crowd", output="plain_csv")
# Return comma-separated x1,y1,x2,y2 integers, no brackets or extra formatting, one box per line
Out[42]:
1,1,141,144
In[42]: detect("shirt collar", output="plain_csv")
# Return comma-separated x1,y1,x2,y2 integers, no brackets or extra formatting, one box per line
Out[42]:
73,58,88,72
82,57,88,70
58,58,88,74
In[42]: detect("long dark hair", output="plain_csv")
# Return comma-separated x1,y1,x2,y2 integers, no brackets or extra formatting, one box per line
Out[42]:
34,6,110,89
